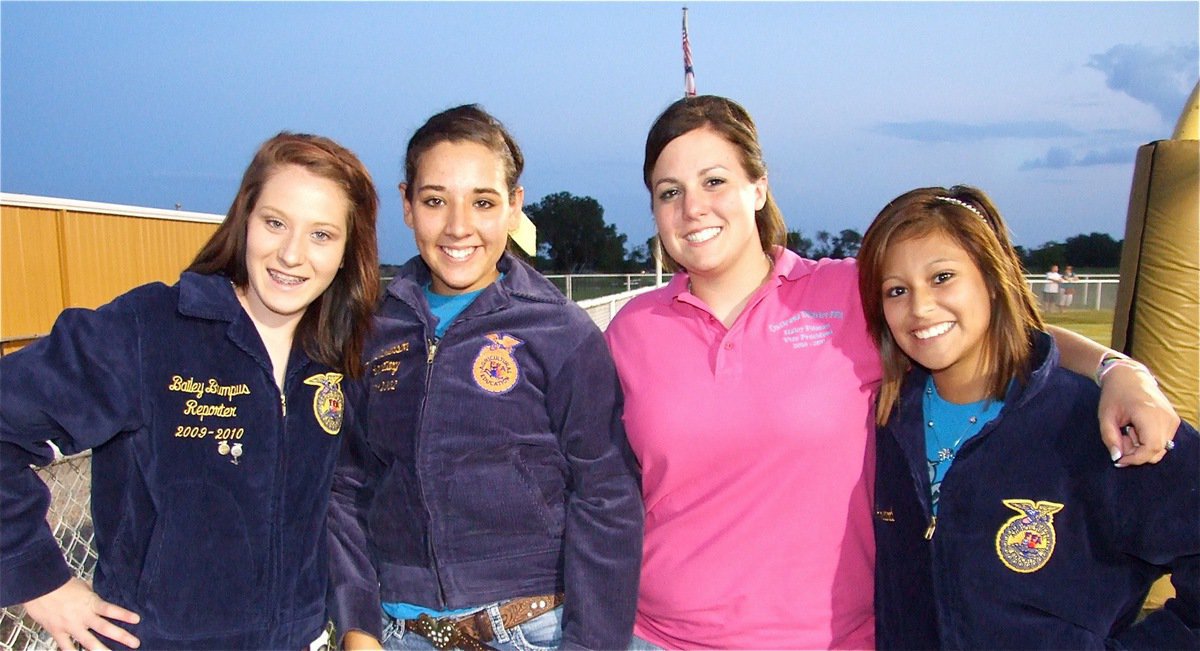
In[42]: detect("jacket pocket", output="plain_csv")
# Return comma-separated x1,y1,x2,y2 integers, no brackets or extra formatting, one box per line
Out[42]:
136,480,267,633
439,447,565,560
511,447,565,536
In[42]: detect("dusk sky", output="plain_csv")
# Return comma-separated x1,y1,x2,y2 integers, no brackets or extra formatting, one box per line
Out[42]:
2,1,1196,265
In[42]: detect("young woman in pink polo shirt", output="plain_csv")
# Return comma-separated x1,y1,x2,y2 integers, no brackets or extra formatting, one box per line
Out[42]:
603,95,1180,649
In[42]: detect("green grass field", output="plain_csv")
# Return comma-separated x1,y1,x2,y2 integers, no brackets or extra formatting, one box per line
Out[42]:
1042,309,1115,348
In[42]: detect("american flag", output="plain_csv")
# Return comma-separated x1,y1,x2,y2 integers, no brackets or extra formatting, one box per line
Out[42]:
683,7,696,97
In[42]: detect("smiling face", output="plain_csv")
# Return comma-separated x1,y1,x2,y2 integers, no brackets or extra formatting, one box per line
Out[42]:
649,127,768,283
239,164,349,330
402,140,522,296
880,230,994,401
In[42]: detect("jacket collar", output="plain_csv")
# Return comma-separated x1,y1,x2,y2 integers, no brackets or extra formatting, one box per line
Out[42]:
177,271,244,322
898,329,1059,414
175,270,313,376
386,252,567,313
664,245,814,303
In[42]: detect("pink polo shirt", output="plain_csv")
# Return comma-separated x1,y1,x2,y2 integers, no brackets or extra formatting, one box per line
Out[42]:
605,248,881,649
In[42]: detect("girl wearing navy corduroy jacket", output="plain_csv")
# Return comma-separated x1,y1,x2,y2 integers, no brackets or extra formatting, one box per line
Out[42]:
327,105,642,651
0,132,379,650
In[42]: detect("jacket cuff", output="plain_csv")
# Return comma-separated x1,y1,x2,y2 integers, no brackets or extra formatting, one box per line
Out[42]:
1,541,72,607
1113,606,1199,649
331,584,383,643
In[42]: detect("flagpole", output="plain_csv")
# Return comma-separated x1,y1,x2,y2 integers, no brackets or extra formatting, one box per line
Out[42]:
657,6,697,285
683,6,696,98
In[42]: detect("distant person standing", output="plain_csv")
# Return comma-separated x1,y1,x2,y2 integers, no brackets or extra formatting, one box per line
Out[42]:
1059,265,1080,309
1043,264,1063,313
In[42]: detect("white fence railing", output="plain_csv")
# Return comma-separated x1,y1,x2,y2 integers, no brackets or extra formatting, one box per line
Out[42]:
543,273,664,302
577,285,662,332
1025,275,1121,311
569,274,1120,331
384,271,1120,312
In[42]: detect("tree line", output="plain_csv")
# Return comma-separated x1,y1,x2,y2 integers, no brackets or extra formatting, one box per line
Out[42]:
515,191,1122,274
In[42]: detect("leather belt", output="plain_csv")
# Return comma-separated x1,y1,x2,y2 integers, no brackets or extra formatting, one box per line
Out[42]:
404,593,564,651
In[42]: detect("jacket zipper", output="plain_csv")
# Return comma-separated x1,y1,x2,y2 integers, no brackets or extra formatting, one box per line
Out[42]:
899,425,936,540
923,418,999,543
416,336,448,607
267,376,290,632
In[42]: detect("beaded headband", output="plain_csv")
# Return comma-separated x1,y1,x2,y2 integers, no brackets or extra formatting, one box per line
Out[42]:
935,196,986,222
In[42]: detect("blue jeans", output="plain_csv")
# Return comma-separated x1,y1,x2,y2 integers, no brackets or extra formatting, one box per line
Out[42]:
381,604,563,651
628,634,663,650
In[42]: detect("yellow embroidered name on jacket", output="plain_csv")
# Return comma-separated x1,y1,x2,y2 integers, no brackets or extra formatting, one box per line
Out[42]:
373,360,400,376
369,342,410,364
168,375,252,401
183,400,238,421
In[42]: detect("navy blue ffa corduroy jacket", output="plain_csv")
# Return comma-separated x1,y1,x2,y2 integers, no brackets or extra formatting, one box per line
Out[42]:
874,331,1200,649
327,253,643,650
0,272,344,649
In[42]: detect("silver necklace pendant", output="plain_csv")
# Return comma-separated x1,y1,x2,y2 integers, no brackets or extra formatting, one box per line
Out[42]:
925,388,987,465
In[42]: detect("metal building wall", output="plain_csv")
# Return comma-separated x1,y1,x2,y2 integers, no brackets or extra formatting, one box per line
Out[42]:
1,194,223,355
1,204,66,351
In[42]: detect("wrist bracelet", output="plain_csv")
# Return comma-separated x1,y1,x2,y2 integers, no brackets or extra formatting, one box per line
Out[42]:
1097,357,1156,388
1094,351,1130,385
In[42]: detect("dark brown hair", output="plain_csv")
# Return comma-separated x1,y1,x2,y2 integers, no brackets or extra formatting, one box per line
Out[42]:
403,104,524,200
642,95,786,271
858,185,1044,425
188,132,379,377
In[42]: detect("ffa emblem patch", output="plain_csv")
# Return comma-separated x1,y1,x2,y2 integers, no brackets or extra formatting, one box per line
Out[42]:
995,499,1063,573
472,333,523,395
303,372,345,435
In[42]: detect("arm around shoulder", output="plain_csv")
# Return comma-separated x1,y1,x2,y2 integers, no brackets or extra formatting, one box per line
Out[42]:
1112,421,1200,648
1047,325,1180,466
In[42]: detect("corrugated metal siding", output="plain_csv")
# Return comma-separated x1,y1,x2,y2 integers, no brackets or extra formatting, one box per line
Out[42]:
1,198,221,354
1,205,67,347
59,210,217,309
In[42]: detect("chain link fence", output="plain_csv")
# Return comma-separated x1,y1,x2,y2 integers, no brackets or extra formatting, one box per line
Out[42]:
1,453,96,651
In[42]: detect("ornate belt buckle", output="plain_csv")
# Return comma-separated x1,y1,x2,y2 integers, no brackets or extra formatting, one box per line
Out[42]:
415,613,459,651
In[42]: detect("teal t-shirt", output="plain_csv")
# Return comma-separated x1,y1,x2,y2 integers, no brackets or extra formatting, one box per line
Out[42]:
424,284,487,339
924,376,1004,514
